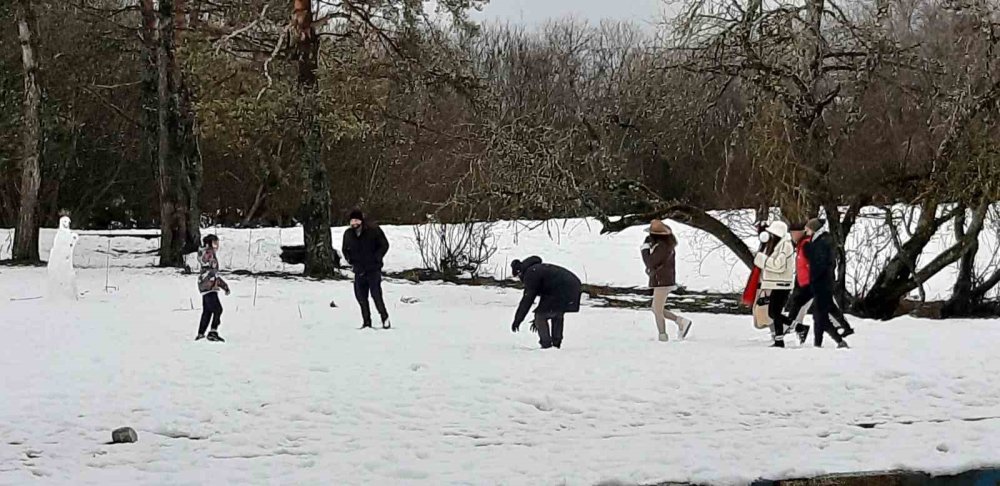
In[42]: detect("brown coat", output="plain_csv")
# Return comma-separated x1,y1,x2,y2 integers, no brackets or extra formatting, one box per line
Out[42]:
641,237,677,288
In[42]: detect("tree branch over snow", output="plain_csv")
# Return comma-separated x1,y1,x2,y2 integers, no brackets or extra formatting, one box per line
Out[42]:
599,203,754,269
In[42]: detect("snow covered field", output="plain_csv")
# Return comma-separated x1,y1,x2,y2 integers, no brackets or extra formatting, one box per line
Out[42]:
3,266,1000,485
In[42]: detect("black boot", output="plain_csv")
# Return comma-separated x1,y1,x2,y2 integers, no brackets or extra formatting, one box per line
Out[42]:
195,334,206,341
840,326,855,338
795,324,810,345
837,340,850,349
207,331,225,342
382,316,391,330
770,340,785,348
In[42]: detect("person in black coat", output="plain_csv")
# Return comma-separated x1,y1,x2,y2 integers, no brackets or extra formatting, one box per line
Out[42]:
510,256,582,349
342,209,391,329
804,218,848,348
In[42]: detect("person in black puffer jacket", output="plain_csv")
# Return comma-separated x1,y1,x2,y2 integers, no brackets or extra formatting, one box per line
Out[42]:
804,218,848,349
342,209,391,329
510,256,582,349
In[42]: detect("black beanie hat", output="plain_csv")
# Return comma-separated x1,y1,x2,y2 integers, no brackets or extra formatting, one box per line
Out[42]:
203,234,219,246
349,209,364,221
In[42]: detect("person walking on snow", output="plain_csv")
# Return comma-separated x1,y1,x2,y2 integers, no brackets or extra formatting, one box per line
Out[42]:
197,234,230,342
754,221,795,347
510,256,582,349
342,209,391,329
802,218,849,348
641,220,693,342
784,224,855,345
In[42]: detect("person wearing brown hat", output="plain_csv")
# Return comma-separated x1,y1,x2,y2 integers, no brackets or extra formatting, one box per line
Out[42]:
802,218,848,348
641,220,693,342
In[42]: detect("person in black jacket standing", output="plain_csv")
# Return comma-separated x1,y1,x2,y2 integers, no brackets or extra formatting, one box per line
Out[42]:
510,256,582,349
342,209,391,329
804,218,849,348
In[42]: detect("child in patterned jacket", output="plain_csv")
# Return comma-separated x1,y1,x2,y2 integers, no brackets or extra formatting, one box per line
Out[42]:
197,234,230,342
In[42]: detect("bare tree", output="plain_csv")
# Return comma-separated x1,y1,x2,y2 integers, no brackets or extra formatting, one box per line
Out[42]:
202,0,485,277
854,0,1000,318
943,206,1000,316
291,0,338,278
12,0,42,261
155,0,202,267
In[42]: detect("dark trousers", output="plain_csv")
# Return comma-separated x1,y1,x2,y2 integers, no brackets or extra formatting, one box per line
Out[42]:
829,303,851,331
534,312,565,349
198,292,223,335
811,285,843,347
354,270,388,326
768,289,791,342
787,284,853,331
787,284,814,324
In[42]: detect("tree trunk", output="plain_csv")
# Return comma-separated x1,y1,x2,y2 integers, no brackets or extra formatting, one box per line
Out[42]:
825,198,866,307
854,203,939,318
940,208,1000,317
174,0,202,248
140,0,159,218
242,179,269,226
155,0,201,267
942,212,979,317
293,0,337,278
856,202,989,319
13,0,42,262
157,0,181,266
178,80,203,255
968,265,1000,312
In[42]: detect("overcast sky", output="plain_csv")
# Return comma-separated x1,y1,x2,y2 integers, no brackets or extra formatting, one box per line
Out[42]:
471,0,668,28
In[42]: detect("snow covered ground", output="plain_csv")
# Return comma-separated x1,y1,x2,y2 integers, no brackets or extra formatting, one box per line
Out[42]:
3,266,1000,485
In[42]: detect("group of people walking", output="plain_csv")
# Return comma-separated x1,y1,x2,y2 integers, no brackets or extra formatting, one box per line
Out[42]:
506,217,855,349
191,209,854,350
754,218,853,348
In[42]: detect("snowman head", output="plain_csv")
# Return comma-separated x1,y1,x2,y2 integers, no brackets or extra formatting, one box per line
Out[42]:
59,216,71,230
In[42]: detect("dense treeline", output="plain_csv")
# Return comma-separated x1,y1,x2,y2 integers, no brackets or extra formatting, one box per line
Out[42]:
2,0,999,317
0,1,958,229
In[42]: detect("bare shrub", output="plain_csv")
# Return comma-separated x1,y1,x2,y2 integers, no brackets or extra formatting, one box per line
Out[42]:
413,217,497,278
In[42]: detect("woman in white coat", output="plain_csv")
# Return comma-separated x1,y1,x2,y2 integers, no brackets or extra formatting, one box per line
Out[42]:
754,221,795,347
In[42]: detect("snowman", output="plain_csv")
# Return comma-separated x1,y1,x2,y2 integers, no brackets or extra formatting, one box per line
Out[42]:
47,215,79,300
